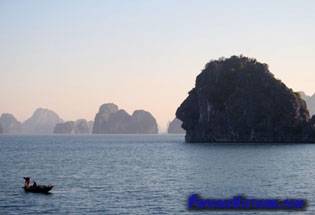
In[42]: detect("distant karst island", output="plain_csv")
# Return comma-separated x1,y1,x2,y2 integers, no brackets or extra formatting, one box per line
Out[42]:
0,104,158,135
53,119,91,134
0,113,22,134
300,91,315,116
92,103,158,134
176,55,315,143
167,118,185,134
23,108,63,134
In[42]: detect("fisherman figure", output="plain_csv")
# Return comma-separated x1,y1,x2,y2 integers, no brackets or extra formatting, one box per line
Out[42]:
23,177,31,188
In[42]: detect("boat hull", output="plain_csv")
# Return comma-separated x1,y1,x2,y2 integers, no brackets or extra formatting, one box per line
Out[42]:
24,185,54,193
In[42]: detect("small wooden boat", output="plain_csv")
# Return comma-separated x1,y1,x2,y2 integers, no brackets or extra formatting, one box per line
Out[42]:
23,177,54,194
24,184,54,193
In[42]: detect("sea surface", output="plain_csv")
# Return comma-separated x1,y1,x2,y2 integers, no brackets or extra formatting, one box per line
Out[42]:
0,134,315,215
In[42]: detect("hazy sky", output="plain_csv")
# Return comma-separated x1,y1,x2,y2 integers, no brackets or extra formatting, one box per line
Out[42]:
1,0,314,131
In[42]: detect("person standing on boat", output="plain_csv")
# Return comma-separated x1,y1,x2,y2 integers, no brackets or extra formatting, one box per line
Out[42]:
24,177,31,188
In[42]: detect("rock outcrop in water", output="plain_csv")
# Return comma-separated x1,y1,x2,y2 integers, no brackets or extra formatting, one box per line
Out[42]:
167,118,185,134
92,103,158,134
23,108,63,134
0,113,22,134
176,55,315,143
53,119,91,134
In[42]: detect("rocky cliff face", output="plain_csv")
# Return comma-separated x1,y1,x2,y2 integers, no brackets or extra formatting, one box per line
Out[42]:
176,56,315,143
167,118,185,134
92,103,158,134
0,113,22,134
23,108,63,134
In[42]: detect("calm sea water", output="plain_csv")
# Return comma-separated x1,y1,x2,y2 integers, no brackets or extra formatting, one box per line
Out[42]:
0,134,315,215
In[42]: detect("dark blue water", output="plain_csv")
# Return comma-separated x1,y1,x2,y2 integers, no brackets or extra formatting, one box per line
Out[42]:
0,134,315,214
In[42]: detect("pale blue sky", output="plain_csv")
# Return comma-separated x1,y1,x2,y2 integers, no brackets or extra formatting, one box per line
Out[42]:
0,0,314,131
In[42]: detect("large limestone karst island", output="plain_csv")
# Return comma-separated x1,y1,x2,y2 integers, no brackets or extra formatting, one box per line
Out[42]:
23,108,63,134
92,103,158,134
176,55,315,143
